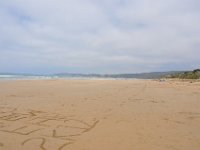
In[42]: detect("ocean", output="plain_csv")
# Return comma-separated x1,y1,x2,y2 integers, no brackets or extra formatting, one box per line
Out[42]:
0,74,128,80
0,74,57,80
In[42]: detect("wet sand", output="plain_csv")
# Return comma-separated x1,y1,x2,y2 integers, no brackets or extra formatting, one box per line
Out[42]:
0,79,200,150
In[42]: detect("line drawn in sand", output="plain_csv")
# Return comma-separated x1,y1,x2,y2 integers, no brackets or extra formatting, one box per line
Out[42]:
0,106,99,149
22,138,46,150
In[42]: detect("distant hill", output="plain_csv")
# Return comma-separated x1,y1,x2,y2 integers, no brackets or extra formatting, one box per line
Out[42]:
167,69,200,79
55,71,182,79
2,70,197,79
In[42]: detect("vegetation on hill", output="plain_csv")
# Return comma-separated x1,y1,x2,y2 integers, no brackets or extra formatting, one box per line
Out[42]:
168,69,200,79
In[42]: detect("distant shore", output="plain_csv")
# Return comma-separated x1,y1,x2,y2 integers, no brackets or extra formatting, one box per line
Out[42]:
0,71,183,80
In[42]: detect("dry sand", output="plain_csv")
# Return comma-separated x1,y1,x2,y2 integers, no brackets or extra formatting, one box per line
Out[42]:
0,79,200,150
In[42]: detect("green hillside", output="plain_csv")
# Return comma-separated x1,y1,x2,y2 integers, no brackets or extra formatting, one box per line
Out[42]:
168,69,200,79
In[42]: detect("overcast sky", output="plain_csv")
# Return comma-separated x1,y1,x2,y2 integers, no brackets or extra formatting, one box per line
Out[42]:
0,0,199,74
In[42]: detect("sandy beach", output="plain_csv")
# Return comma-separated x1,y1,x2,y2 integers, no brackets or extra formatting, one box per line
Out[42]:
0,79,200,150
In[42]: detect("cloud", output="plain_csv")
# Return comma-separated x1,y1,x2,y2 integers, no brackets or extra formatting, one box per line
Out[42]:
0,0,200,74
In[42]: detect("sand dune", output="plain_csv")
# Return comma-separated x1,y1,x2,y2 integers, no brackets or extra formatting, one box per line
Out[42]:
0,79,200,150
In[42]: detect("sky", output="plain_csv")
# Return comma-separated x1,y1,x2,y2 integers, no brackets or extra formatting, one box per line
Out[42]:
0,0,200,74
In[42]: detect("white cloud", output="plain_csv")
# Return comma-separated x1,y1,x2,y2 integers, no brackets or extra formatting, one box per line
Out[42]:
0,0,199,73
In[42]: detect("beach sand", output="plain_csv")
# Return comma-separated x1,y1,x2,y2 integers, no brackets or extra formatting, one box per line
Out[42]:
0,79,200,150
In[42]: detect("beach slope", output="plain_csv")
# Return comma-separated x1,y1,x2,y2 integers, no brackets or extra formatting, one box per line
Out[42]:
0,79,200,150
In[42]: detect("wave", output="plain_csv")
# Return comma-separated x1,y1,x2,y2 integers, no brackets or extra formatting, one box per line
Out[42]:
0,74,132,80
0,74,53,80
